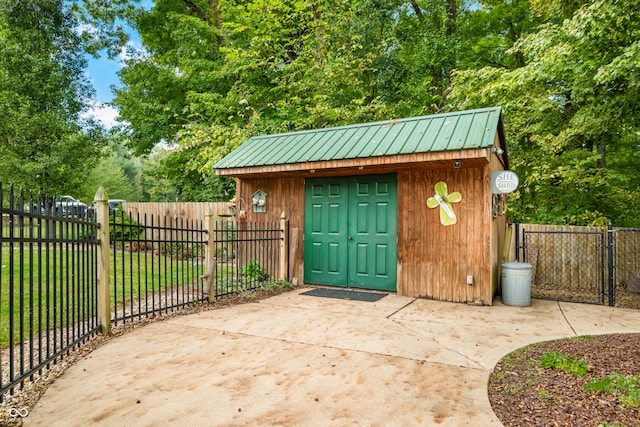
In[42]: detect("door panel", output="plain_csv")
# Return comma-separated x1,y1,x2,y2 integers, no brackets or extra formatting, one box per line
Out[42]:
304,174,397,291
304,179,348,285
348,175,397,290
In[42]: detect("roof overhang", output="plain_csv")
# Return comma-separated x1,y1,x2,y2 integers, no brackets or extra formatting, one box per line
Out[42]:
214,106,510,178
216,147,492,179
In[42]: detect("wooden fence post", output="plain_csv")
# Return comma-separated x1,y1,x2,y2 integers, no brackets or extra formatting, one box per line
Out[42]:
205,206,216,262
280,212,289,281
201,207,217,299
94,187,111,335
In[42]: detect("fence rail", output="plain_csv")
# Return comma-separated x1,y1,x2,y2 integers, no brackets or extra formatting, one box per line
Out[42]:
1,185,287,401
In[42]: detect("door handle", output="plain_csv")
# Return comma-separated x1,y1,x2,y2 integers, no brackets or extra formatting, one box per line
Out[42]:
348,236,353,240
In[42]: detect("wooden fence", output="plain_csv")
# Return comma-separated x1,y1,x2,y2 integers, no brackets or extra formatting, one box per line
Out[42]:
120,202,234,247
518,224,604,289
122,202,231,223
615,228,640,290
515,224,639,287
119,202,289,281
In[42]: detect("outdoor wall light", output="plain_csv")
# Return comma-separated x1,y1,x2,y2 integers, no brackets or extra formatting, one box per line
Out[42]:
454,160,461,168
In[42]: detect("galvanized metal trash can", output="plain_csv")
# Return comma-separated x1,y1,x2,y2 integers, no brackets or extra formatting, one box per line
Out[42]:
501,262,532,306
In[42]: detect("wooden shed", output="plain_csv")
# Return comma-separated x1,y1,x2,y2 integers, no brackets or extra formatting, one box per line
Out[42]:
214,106,510,305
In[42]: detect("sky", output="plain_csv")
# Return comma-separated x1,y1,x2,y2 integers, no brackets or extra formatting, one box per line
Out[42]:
84,54,122,128
82,27,144,129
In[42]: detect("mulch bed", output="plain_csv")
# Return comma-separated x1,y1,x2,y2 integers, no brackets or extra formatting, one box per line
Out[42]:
489,333,640,427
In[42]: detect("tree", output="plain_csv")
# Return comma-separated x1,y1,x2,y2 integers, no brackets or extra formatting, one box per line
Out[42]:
0,0,105,197
457,0,542,70
79,0,477,200
78,0,638,226
138,147,178,202
79,152,136,202
449,0,640,226
77,134,143,202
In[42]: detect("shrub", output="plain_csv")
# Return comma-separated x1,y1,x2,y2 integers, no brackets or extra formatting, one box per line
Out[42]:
241,259,268,281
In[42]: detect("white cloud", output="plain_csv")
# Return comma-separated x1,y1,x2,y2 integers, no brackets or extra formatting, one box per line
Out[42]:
82,100,120,129
119,40,147,63
75,22,99,39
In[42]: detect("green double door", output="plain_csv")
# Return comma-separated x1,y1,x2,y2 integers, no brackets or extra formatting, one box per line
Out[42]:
304,174,397,291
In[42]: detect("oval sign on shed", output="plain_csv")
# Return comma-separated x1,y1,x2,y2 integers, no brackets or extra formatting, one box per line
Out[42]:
492,171,519,194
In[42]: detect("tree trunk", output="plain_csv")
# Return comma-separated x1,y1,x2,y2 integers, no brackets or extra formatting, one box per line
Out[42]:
446,0,457,37
597,135,607,169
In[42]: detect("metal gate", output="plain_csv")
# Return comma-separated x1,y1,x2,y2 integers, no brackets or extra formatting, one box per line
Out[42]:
516,225,615,306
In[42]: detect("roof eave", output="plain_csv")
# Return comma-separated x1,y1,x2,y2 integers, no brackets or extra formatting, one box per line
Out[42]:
216,148,491,178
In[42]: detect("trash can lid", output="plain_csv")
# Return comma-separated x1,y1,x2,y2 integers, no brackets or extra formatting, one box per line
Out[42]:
501,262,533,270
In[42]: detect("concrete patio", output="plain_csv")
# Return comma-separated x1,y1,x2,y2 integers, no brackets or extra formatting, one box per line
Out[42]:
23,287,640,426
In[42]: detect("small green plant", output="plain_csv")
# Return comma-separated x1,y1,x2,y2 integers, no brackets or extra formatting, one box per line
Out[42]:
585,373,640,407
110,212,143,242
566,335,593,342
260,280,294,292
501,383,524,395
240,289,257,301
214,277,239,295
241,259,268,281
538,351,590,377
538,389,555,399
213,247,226,258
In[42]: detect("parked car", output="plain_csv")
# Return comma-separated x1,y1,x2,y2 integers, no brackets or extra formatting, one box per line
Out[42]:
107,199,126,213
54,195,87,216
88,199,126,214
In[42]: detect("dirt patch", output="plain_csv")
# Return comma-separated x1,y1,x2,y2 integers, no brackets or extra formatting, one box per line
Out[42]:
489,333,640,427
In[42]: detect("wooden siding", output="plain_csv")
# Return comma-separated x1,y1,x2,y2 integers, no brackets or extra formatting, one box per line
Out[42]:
490,139,509,295
397,166,493,304
233,164,501,304
228,135,507,305
235,178,306,282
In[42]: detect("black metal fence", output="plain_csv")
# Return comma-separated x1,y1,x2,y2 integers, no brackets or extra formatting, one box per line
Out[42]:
611,228,640,308
110,211,209,324
208,220,285,298
1,183,287,401
0,185,100,402
515,223,640,307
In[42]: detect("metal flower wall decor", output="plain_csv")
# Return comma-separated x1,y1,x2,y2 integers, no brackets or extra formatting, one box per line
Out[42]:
427,181,462,226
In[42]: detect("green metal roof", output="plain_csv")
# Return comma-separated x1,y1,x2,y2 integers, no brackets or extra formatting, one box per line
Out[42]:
214,106,503,170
